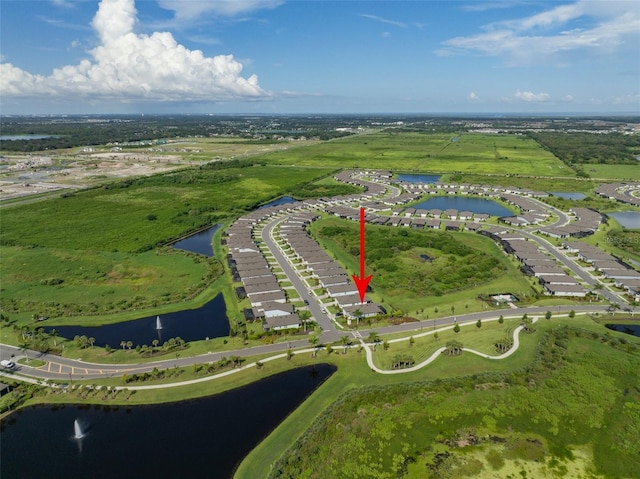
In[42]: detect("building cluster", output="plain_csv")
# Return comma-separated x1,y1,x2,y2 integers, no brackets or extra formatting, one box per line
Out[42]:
596,183,640,207
278,213,384,321
563,241,640,302
480,228,588,297
226,208,300,332
219,169,637,332
538,207,602,239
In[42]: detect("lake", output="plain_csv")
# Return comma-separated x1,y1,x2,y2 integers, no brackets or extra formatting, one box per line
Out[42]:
551,192,586,200
0,364,336,479
413,196,513,217
605,324,640,337
258,195,297,209
172,224,221,257
43,293,230,348
397,174,441,184
608,212,640,229
0,134,62,140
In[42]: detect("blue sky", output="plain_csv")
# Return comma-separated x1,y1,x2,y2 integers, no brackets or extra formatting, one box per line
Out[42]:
1,0,638,114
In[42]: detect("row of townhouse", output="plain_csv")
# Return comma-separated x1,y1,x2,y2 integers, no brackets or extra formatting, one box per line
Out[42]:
596,183,640,207
563,241,640,302
399,180,548,200
277,213,385,321
225,203,309,332
538,207,602,239
480,228,588,297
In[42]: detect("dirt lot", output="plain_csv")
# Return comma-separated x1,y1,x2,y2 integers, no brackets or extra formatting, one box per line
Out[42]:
0,151,187,201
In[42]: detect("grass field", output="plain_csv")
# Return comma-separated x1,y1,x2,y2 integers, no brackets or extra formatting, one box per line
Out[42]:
263,320,640,479
0,164,336,252
0,246,217,318
261,132,571,176
308,216,536,315
584,163,640,181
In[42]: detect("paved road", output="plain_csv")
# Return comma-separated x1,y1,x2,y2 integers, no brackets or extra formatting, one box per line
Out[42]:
261,217,342,343
0,173,634,384
0,304,617,383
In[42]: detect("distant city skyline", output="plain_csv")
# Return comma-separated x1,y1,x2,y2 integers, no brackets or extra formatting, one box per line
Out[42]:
1,0,639,115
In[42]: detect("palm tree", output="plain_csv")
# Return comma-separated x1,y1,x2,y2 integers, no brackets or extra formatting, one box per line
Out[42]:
19,340,31,362
309,335,319,357
88,337,96,348
126,341,133,350
340,335,350,354
50,329,59,347
445,340,463,356
352,308,363,328
299,310,312,331
120,340,127,351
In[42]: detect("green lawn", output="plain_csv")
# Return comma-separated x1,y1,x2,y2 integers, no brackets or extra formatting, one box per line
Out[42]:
260,131,569,176
583,163,640,181
371,316,521,369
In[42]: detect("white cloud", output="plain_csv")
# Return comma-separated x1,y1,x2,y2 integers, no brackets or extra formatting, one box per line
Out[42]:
438,1,640,65
468,92,480,101
1,0,268,102
157,0,284,20
514,90,550,102
359,14,408,29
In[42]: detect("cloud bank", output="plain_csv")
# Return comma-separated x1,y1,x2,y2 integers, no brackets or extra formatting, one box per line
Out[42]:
1,0,268,102
437,0,640,65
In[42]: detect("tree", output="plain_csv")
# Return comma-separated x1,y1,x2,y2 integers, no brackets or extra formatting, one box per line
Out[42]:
309,335,319,357
495,336,513,353
434,331,439,341
409,336,415,347
498,315,504,324
521,316,534,333
383,340,390,351
340,335,350,354
126,341,133,350
445,340,463,356
120,340,127,351
19,340,31,362
50,329,59,347
299,310,312,331
152,339,159,349
453,323,460,333
569,309,576,318
476,319,482,328
88,337,96,348
352,308,363,327
545,311,552,320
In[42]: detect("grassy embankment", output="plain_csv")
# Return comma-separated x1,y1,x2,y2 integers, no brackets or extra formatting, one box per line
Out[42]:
257,317,640,479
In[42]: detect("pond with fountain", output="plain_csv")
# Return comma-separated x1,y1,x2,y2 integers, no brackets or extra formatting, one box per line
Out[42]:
43,293,229,348
0,365,336,478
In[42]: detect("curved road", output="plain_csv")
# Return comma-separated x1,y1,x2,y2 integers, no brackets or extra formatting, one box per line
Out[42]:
0,173,634,384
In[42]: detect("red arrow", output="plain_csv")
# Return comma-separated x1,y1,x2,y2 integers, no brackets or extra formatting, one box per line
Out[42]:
352,207,372,302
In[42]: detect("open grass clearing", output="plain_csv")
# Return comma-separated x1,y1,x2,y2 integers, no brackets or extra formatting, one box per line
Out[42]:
261,131,569,176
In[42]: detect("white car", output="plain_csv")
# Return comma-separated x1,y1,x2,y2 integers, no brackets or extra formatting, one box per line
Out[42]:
1,359,16,369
